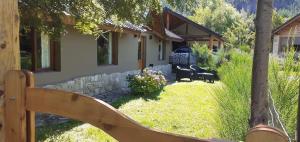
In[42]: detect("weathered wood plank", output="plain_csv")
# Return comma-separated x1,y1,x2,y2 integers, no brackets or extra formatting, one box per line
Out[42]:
0,0,20,141
23,71,35,142
26,88,211,142
4,71,27,142
246,125,288,142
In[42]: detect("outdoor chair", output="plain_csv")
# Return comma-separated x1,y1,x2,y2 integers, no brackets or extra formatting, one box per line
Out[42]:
176,65,193,81
190,65,215,83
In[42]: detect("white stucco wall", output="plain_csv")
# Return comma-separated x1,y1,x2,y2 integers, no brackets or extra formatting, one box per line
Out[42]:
273,35,280,55
35,28,172,85
144,33,172,67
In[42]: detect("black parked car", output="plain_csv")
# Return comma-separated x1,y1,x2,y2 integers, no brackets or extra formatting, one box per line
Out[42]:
169,46,196,72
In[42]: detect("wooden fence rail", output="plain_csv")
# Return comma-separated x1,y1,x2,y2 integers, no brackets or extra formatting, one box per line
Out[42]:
3,70,289,142
4,70,211,142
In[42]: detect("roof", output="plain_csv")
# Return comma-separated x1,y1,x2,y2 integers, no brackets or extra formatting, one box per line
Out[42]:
165,29,184,42
273,13,300,34
104,20,148,32
163,7,224,41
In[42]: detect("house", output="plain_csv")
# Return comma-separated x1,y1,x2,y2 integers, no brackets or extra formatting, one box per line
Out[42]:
272,13,300,57
163,8,224,51
19,8,223,96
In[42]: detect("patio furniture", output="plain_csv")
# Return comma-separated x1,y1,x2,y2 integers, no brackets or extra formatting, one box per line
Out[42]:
201,73,215,83
176,65,193,81
190,65,215,83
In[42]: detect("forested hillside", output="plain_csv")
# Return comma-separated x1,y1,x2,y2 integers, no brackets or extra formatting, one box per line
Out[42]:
226,0,300,16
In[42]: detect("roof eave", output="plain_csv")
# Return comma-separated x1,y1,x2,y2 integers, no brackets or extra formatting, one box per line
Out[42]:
163,7,223,39
272,13,300,35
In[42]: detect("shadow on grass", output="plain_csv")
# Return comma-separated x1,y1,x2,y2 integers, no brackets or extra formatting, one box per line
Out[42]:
112,89,164,109
36,89,164,141
36,120,82,141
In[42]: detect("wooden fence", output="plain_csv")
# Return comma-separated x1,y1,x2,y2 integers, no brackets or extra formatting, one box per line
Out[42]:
3,70,289,142
4,71,213,142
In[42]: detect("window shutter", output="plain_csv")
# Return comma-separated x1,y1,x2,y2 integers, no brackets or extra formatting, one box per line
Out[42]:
51,39,61,71
163,41,166,60
112,32,118,65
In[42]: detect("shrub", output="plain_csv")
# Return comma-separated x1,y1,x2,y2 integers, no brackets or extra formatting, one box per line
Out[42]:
269,48,300,138
192,43,228,71
192,43,210,67
214,51,252,140
215,48,299,140
239,44,251,53
127,69,167,95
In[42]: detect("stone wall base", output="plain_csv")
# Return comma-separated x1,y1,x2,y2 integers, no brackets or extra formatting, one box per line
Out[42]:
43,64,171,97
37,64,171,126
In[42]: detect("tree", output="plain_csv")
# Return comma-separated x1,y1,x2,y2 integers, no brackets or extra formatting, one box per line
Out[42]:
19,0,161,36
272,10,285,29
249,0,273,127
223,10,255,49
19,0,198,37
190,0,239,34
190,0,255,49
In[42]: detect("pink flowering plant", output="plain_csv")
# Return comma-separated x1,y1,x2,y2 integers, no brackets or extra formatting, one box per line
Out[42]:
127,68,167,95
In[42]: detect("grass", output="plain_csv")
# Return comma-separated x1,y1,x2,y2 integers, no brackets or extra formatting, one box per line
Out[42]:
214,51,252,140
37,81,222,142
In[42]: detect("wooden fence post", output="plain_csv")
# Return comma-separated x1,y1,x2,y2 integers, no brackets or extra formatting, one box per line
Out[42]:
246,125,288,142
0,0,20,141
4,71,27,142
24,71,35,142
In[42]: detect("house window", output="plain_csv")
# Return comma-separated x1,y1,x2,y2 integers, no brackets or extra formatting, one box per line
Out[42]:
138,40,142,60
39,33,51,68
293,44,300,52
97,32,112,65
20,29,61,72
158,40,166,60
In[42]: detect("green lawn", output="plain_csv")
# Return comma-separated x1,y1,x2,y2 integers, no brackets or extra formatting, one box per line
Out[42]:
37,81,222,142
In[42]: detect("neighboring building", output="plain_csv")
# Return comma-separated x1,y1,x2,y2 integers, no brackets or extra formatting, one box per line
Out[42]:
273,14,300,57
163,8,224,51
20,8,223,96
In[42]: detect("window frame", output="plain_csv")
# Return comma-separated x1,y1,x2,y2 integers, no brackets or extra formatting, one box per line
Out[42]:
97,32,118,66
158,40,166,61
20,28,61,72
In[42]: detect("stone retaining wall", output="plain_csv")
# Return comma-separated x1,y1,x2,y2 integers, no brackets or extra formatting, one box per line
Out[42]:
43,64,172,98
37,64,171,126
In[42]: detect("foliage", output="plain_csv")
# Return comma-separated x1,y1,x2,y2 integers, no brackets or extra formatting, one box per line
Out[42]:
239,44,251,53
20,52,32,70
226,0,300,15
277,0,300,18
127,69,167,95
190,0,240,34
192,44,210,67
162,0,200,14
19,0,198,37
269,48,300,138
190,0,255,49
214,50,252,140
19,0,161,37
37,82,222,141
192,43,227,71
215,48,300,140
223,10,255,49
272,10,286,29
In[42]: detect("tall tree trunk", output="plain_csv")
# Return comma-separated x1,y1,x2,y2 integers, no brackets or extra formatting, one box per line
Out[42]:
0,0,20,141
250,0,273,127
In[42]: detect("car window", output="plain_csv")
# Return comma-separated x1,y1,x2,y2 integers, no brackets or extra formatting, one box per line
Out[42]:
174,47,192,53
